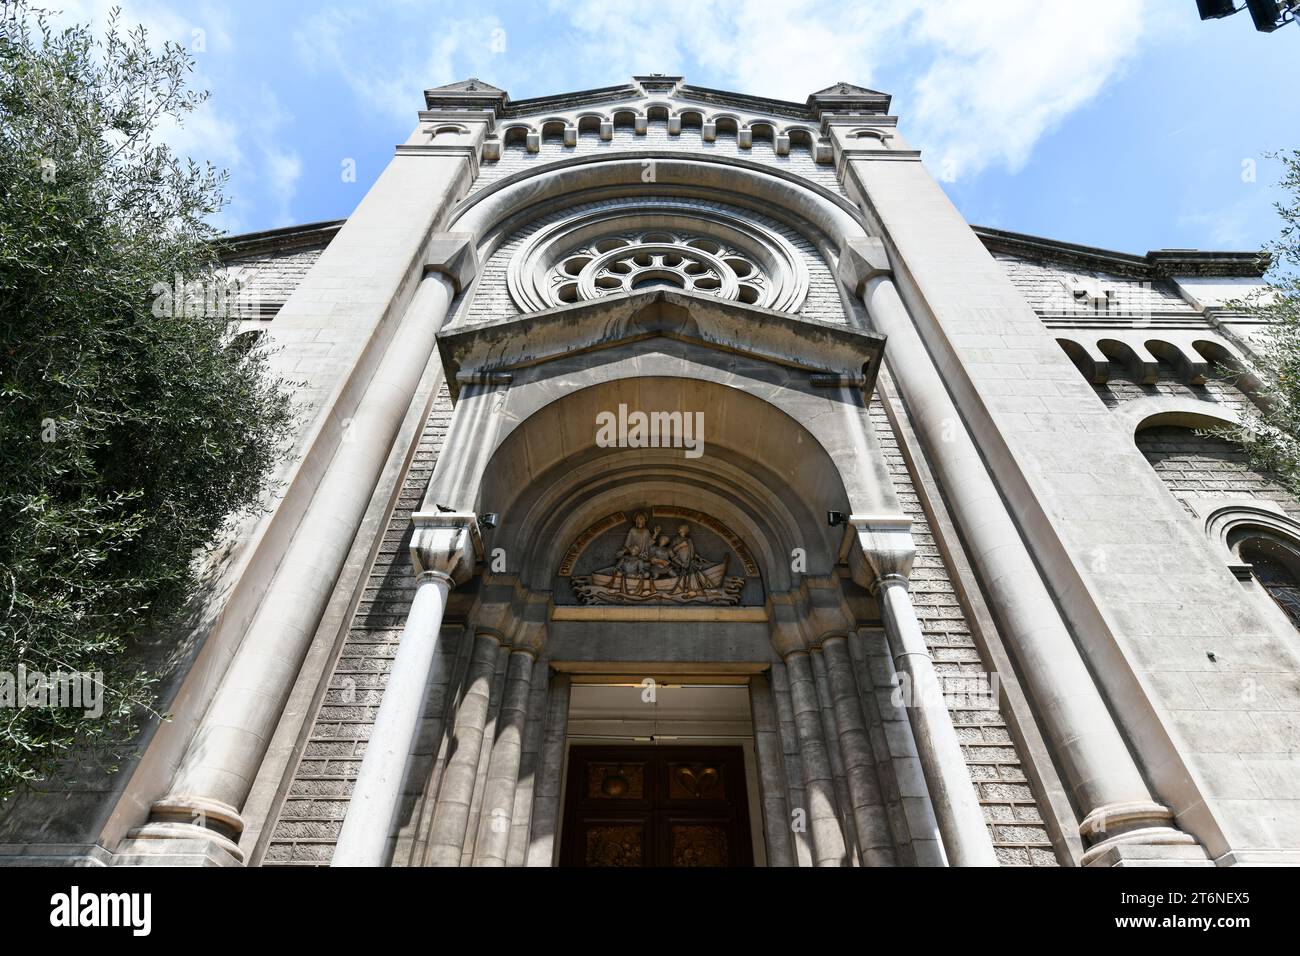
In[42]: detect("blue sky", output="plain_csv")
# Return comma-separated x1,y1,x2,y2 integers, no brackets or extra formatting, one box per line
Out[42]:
52,0,1300,254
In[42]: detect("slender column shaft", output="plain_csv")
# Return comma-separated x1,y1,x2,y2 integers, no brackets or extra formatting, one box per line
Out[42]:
748,673,796,867
331,571,452,866
526,673,570,867
425,634,502,866
471,650,535,866
810,650,861,864
861,272,1169,843
784,652,849,866
506,656,549,867
770,661,813,867
822,637,897,865
875,576,998,866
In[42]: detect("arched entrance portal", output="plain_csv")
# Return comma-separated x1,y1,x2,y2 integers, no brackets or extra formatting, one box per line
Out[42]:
475,376,857,868
332,289,994,868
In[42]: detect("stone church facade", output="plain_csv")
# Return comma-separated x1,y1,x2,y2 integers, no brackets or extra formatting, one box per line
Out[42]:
3,75,1298,868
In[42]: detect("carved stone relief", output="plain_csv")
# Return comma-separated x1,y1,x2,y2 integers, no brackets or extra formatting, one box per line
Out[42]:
561,508,758,606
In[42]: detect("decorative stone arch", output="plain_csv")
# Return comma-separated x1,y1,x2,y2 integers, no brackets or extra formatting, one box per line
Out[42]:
676,108,705,131
575,113,605,137
847,127,892,148
644,102,672,123
447,152,871,272
784,126,817,153
1203,504,1300,632
1192,338,1270,409
1056,335,1110,384
711,113,742,139
476,377,854,596
430,123,470,138
749,121,777,151
1119,398,1243,438
1143,338,1208,385
1097,337,1158,384
539,118,569,143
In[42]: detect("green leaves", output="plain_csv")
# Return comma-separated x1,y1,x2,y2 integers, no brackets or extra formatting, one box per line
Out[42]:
1216,149,1300,503
0,5,292,798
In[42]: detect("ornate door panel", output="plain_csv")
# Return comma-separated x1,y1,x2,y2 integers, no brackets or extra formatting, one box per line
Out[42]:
560,746,753,867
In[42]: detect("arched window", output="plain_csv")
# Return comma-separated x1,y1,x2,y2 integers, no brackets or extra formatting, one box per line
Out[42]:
1237,535,1300,628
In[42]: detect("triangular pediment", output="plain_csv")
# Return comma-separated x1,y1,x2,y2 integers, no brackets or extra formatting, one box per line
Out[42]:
427,77,506,94
436,289,885,401
810,81,889,98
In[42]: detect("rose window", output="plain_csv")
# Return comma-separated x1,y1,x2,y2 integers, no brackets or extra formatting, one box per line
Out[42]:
549,232,768,307
505,201,810,315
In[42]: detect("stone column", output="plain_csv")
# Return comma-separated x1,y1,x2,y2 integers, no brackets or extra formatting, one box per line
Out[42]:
425,633,503,866
471,648,536,866
783,652,849,866
821,636,897,866
852,516,999,867
810,649,861,864
125,244,475,864
331,513,481,867
842,239,1198,863
526,672,570,867
748,673,796,868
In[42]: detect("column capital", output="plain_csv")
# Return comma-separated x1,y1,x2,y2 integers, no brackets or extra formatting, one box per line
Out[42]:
837,237,893,296
410,511,483,587
848,513,915,592
424,233,478,295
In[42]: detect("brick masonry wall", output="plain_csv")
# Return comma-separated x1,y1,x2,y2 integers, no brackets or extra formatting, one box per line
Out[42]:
871,398,1060,866
993,252,1193,316
1137,425,1300,520
264,385,455,866
222,243,327,316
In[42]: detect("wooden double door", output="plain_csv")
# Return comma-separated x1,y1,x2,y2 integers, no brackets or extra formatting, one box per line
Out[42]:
559,745,753,867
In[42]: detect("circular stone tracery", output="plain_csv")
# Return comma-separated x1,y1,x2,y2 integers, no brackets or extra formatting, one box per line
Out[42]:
552,232,765,306
505,200,810,314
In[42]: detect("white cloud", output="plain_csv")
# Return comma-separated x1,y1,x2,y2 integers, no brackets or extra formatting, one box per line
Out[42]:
552,0,1152,182
294,7,504,122
32,0,300,233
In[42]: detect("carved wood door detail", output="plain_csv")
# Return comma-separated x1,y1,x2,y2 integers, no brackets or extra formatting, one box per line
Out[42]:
559,745,753,867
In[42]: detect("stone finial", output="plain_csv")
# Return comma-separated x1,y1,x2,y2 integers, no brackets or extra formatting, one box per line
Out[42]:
425,232,478,294
410,511,483,586
848,514,915,591
837,237,893,296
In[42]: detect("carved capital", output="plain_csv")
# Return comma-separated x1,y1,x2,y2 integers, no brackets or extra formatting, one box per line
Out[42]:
837,237,893,296
848,514,915,592
410,511,483,587
425,232,478,295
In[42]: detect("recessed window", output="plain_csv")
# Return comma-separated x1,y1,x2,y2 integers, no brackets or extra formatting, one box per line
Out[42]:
1239,537,1300,628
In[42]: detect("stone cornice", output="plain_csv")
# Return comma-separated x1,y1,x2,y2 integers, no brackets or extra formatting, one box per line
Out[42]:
214,219,344,260
436,288,886,401
974,225,1267,279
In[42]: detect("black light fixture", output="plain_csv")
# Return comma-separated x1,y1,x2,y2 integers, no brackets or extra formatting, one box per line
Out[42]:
1197,0,1297,30
1197,0,1237,17
1246,0,1287,30
827,511,846,528
479,513,498,530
